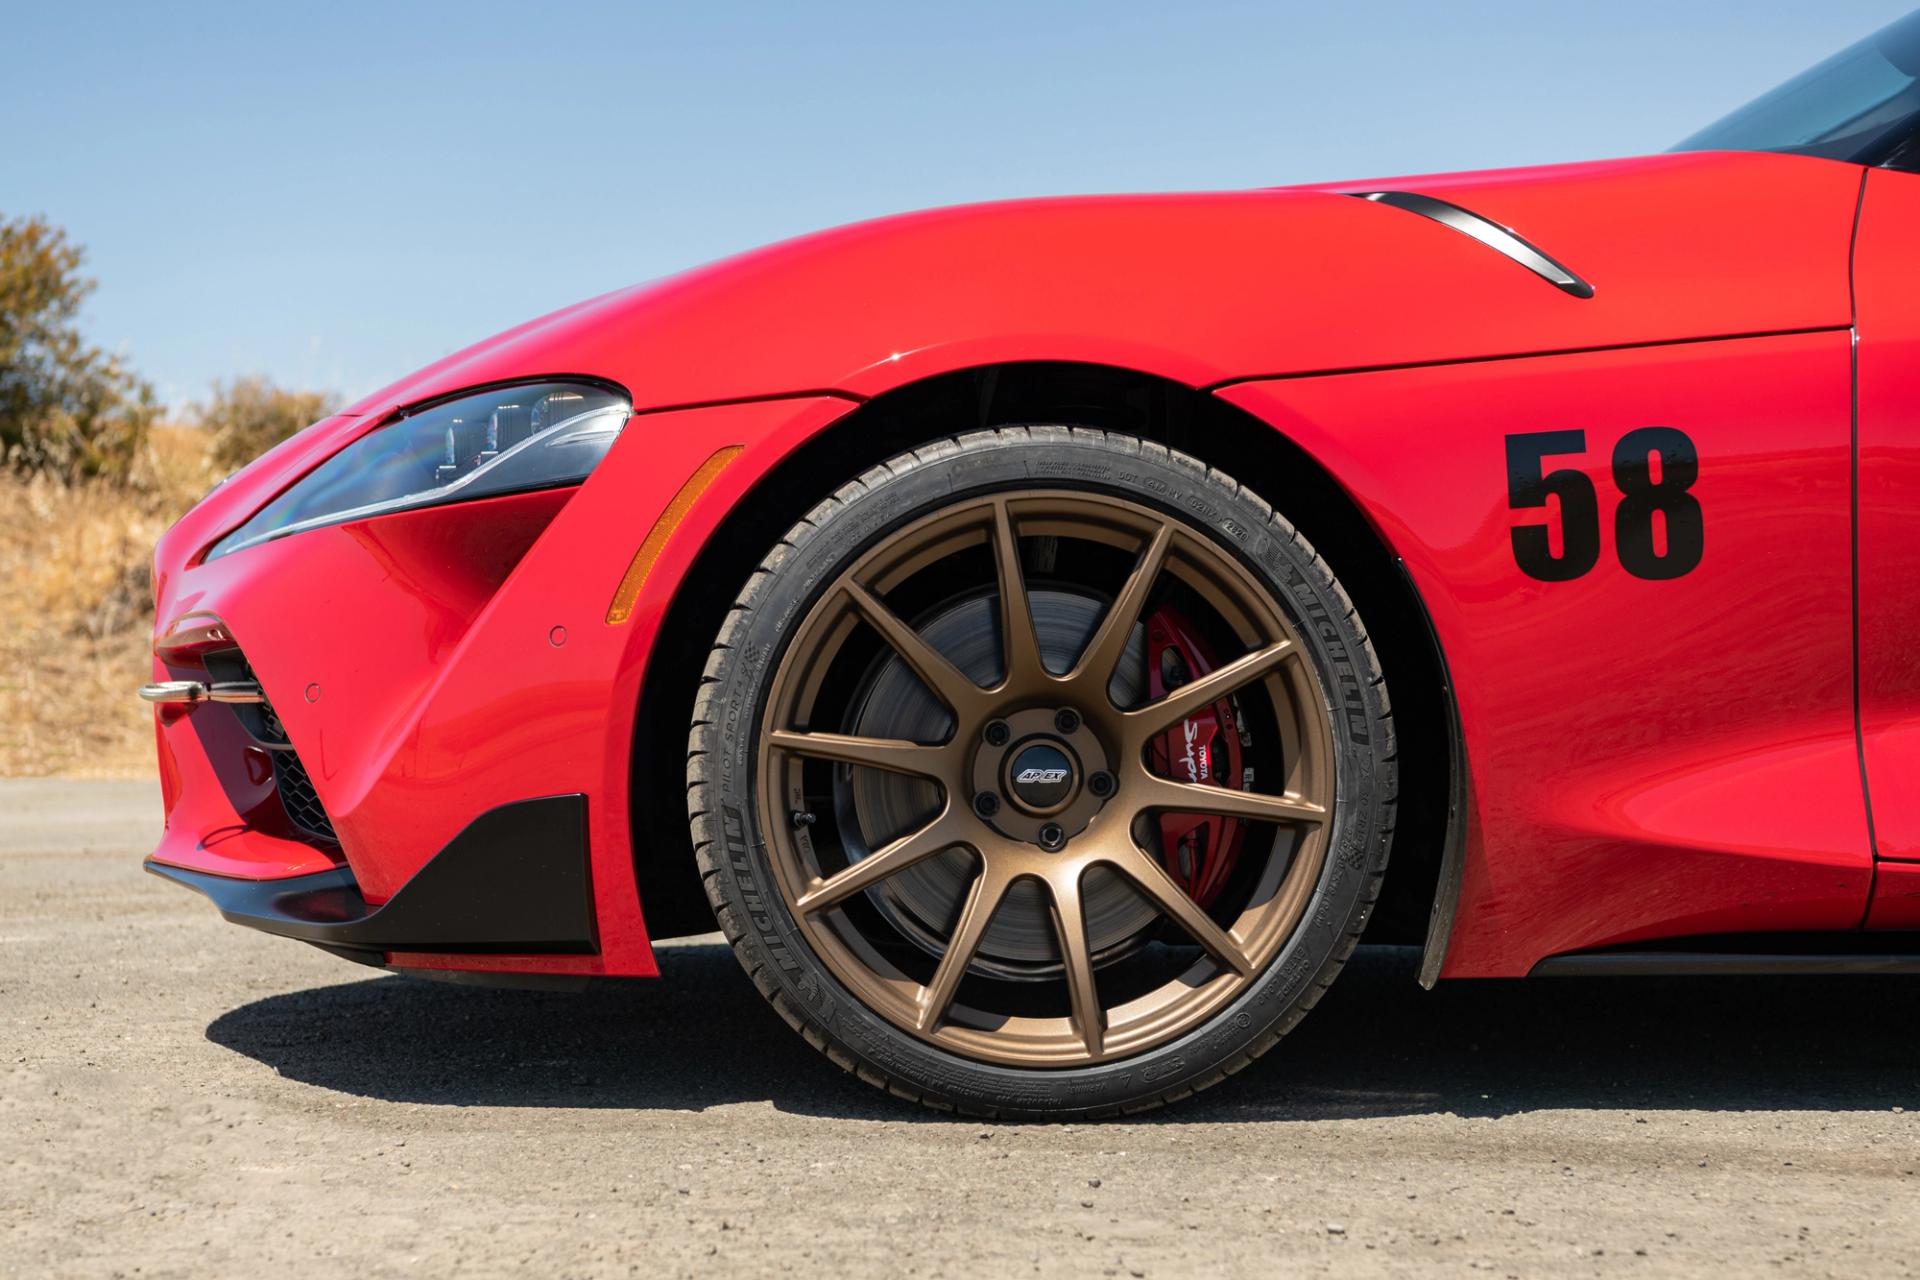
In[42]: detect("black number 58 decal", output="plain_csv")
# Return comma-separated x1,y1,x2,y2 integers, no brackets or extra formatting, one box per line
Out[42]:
1504,427,1703,581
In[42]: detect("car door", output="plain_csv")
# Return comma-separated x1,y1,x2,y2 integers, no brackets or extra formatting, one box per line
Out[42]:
1853,165,1920,926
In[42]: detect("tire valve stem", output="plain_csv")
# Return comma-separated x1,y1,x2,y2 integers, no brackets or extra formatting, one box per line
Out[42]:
791,809,817,828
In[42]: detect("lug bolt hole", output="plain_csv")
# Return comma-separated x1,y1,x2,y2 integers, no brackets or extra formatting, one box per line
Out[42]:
1054,708,1080,734
973,792,1001,818
1088,771,1115,798
1037,822,1067,851
984,720,1010,747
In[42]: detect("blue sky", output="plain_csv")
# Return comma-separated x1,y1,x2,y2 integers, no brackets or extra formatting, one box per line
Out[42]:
5,1,1912,410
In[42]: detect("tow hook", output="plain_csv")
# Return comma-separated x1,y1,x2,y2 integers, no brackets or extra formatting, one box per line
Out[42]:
137,680,265,705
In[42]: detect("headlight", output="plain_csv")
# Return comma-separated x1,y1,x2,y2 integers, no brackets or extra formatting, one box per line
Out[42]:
207,381,630,559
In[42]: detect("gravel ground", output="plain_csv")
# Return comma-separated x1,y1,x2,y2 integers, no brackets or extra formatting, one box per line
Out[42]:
3,777,1918,1278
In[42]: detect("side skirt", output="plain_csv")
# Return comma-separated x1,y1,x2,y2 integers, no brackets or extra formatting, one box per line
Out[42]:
1531,933,1920,977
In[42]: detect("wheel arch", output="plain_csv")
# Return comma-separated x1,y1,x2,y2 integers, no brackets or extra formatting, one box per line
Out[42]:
630,361,1457,962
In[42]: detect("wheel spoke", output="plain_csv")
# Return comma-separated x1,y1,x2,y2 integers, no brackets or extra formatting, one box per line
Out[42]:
990,498,1046,687
1104,845,1255,977
794,811,964,914
1067,520,1173,695
1140,776,1328,827
1122,640,1296,735
767,729,949,779
844,581,985,716
1046,869,1106,1058
916,862,1013,1034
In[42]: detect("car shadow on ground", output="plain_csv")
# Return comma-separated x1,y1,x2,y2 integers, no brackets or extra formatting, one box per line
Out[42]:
205,941,1920,1121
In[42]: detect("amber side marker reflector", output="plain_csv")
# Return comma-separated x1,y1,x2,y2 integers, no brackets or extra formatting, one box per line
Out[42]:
605,445,744,625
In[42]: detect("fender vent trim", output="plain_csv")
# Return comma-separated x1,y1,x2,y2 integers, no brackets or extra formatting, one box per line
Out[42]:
1353,190,1596,299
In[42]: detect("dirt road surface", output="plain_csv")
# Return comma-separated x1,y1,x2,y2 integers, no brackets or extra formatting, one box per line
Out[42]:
3,778,1917,1277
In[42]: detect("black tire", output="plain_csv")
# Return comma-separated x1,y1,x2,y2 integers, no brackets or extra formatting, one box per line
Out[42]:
687,427,1396,1118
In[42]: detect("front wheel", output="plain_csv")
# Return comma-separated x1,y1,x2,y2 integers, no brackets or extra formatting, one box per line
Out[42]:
688,427,1395,1117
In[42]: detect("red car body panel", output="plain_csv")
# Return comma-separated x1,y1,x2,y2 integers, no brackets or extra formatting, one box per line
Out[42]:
1221,332,1870,975
149,146,1902,980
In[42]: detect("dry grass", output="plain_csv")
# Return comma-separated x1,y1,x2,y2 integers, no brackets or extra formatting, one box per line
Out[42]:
0,425,215,777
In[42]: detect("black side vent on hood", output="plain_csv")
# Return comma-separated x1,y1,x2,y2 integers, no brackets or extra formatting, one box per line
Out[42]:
1351,190,1596,299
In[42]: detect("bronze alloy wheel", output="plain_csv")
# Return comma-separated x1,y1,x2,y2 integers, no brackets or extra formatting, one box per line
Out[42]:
690,428,1395,1117
759,489,1334,1066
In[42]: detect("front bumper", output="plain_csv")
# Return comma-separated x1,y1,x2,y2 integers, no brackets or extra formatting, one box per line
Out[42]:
145,794,595,955
144,392,855,979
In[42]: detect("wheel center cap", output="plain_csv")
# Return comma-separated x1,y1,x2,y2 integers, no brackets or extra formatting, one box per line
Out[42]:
1005,741,1077,813
972,708,1109,845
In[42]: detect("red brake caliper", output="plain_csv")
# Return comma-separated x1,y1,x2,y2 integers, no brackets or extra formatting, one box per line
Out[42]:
1144,605,1250,908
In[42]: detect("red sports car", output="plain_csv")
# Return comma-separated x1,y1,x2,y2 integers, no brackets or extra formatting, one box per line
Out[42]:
142,13,1920,1116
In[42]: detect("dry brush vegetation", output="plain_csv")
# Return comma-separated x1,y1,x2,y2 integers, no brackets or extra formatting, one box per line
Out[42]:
0,425,213,776
4,212,337,777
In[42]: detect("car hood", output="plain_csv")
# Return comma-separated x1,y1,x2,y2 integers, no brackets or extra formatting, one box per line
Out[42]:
173,149,1861,570
349,149,1859,414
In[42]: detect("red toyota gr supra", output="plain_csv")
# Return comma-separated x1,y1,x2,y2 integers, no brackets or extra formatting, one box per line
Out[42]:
141,15,1920,1116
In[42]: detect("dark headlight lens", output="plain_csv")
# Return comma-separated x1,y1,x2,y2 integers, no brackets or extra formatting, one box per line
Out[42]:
207,382,629,559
